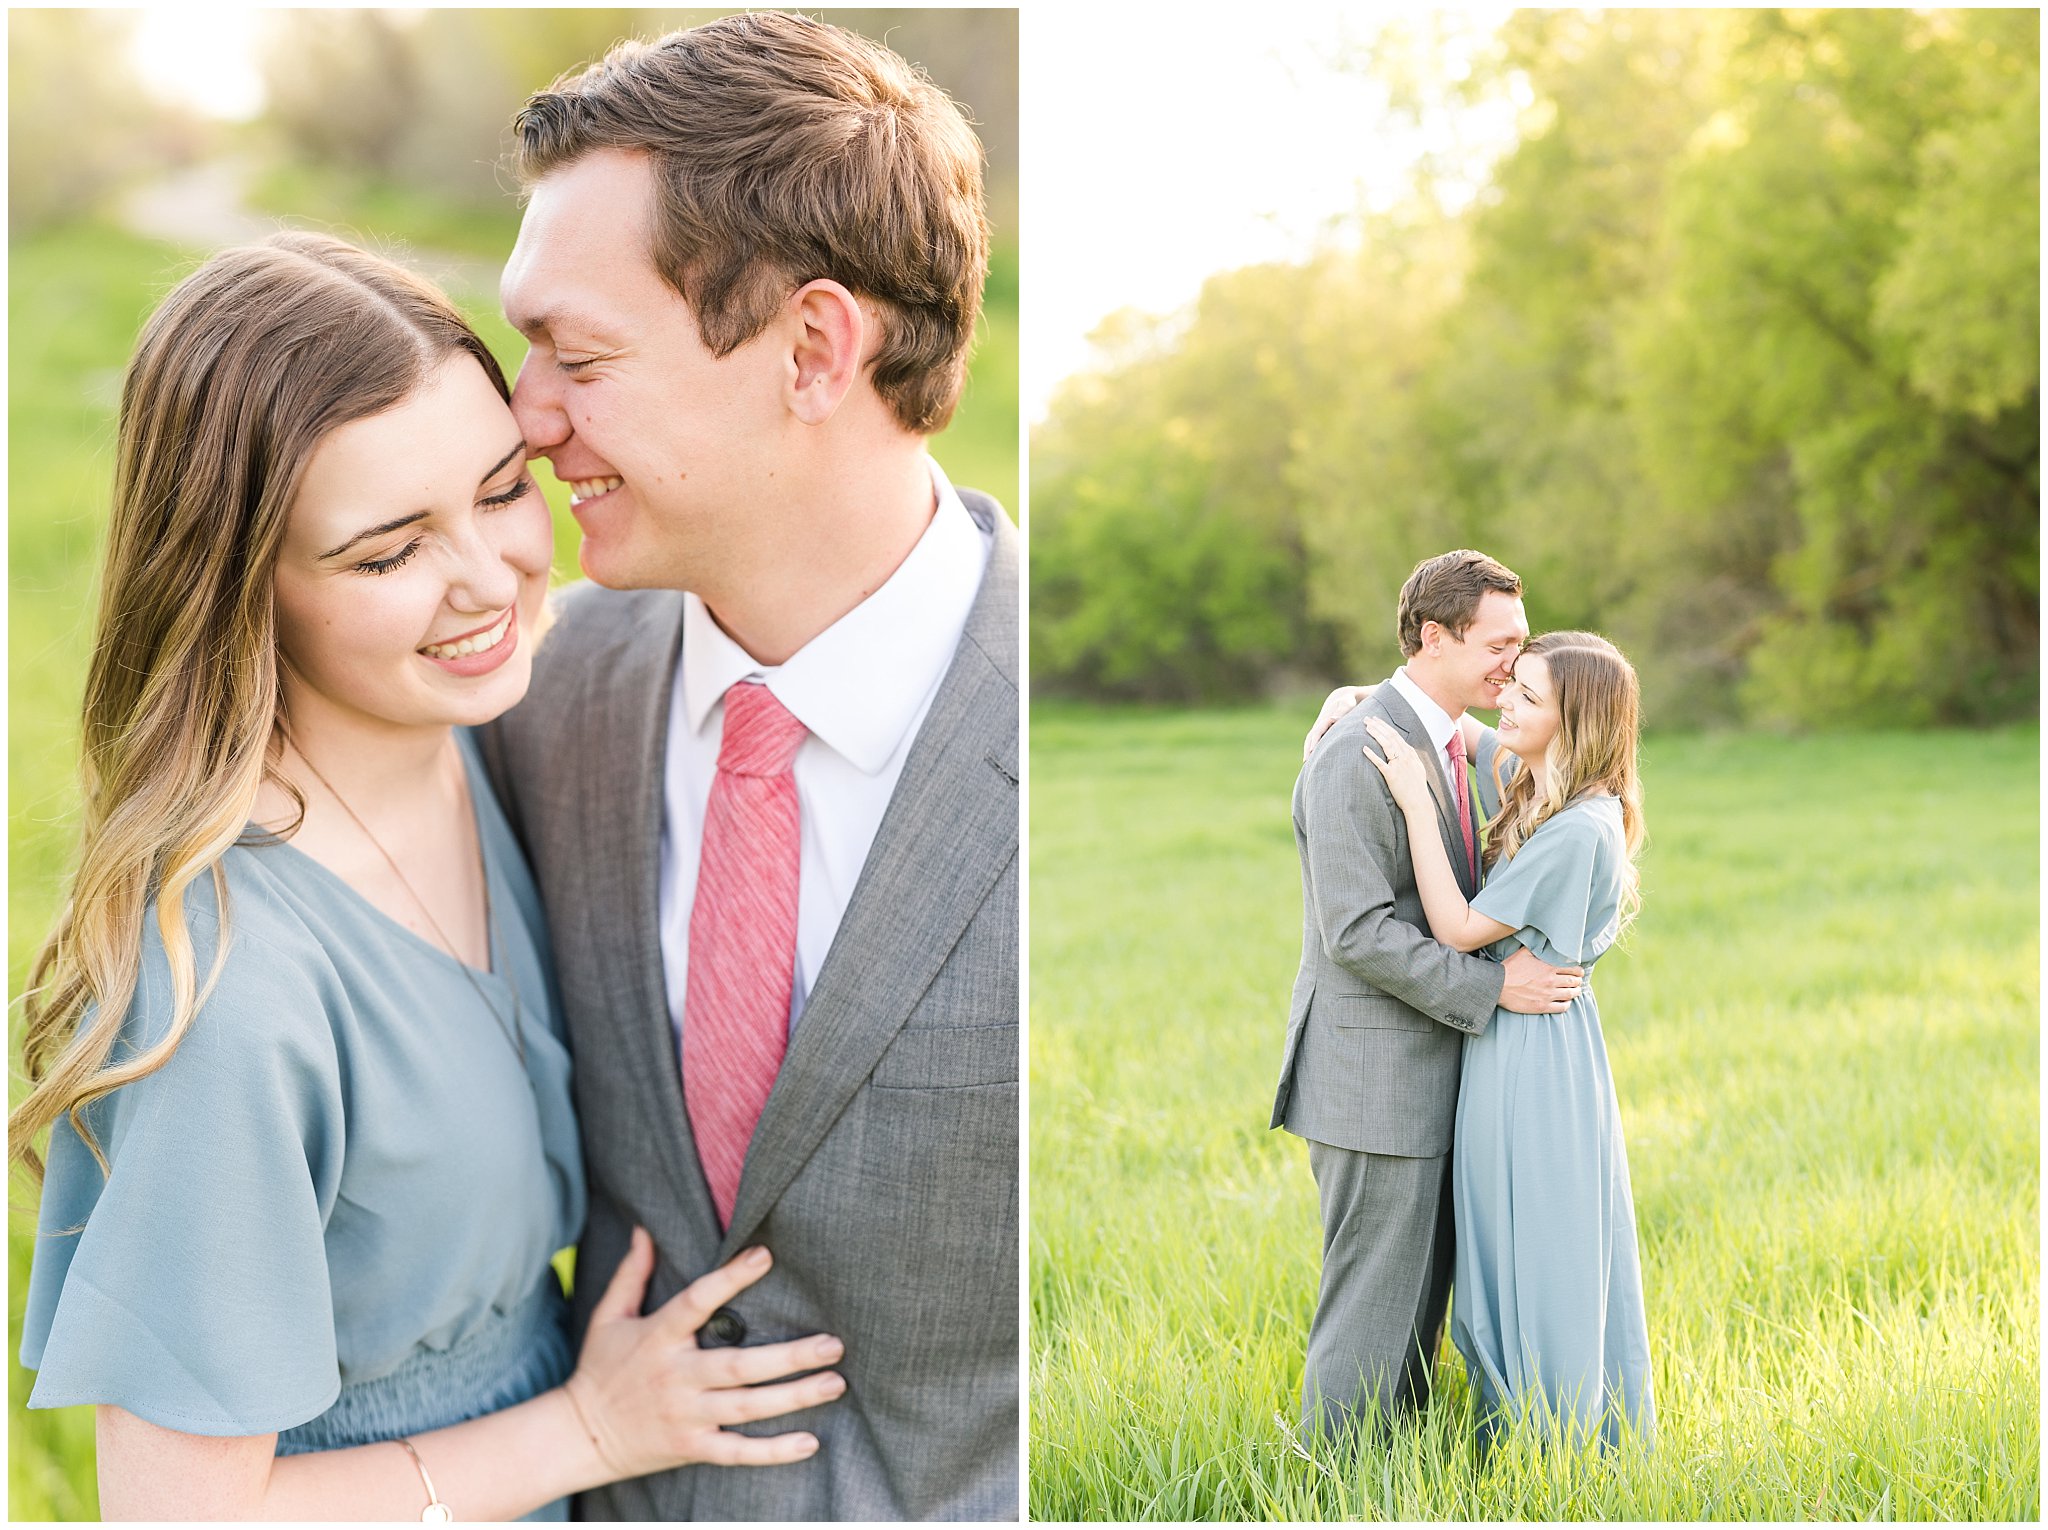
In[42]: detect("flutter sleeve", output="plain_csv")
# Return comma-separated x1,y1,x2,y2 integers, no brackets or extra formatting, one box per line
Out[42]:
1470,805,1620,967
19,881,348,1436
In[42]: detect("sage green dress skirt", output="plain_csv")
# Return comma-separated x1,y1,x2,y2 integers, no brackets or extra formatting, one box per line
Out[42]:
1450,733,1655,1450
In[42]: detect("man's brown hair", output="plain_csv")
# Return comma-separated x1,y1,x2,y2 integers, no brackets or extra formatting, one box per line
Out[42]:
513,11,990,435
1395,549,1524,656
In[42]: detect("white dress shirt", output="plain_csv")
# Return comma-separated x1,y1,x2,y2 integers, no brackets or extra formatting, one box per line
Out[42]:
1387,666,1466,811
659,458,993,1043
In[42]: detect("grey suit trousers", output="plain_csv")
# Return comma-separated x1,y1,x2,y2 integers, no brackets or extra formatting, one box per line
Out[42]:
1302,1143,1456,1440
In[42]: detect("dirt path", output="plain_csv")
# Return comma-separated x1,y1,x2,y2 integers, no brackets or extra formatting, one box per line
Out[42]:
117,157,274,248
116,154,501,295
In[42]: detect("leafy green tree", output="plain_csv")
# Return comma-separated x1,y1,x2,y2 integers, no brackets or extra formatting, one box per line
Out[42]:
1627,8,2037,725
1287,214,1477,679
1032,263,1344,701
1872,11,2039,422
1034,8,2038,727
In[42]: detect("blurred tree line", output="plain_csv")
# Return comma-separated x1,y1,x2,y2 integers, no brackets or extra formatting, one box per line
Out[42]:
1032,8,2038,726
9,9,1017,239
8,11,205,227
253,8,1018,231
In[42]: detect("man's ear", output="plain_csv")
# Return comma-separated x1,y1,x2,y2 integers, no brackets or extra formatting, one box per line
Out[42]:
785,279,866,425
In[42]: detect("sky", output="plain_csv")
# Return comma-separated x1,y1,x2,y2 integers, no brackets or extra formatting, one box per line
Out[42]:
1021,4,1519,420
130,7,270,122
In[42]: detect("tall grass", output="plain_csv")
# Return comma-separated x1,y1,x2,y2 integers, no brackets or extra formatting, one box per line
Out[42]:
1028,704,2038,1520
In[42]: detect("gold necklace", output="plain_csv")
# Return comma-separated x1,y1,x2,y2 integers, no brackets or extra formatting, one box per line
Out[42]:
285,733,527,1070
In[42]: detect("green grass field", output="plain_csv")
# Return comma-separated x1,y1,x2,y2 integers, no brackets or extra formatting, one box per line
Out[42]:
1028,704,2038,1520
6,206,1017,1518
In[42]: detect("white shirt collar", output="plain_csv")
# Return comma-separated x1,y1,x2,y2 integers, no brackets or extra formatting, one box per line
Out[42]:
1389,666,1460,756
679,458,989,774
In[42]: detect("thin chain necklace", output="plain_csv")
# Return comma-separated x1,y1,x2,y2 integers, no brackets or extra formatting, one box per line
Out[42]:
285,731,527,1070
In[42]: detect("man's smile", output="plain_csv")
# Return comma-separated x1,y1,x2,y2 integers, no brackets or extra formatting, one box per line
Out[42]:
567,475,623,507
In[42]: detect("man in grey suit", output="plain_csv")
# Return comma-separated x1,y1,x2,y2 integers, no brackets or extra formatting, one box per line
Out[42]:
1272,549,1584,1444
482,16,1016,1520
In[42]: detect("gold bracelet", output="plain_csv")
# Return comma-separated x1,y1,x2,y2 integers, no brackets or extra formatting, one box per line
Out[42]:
396,1436,452,1522
560,1378,610,1468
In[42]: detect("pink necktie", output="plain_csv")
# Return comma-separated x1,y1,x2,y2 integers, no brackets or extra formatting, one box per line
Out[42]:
1445,728,1476,883
683,681,807,1229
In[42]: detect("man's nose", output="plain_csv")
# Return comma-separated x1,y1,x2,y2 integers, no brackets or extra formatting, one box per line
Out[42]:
510,357,570,454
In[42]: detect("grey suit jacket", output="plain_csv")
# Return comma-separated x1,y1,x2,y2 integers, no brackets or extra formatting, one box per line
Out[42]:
481,495,1019,1522
1270,682,1506,1157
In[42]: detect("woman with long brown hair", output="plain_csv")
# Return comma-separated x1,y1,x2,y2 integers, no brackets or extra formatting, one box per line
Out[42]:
11,233,840,1520
1310,631,1655,1451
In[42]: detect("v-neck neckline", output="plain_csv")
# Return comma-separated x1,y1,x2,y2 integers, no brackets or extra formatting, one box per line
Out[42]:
247,736,507,985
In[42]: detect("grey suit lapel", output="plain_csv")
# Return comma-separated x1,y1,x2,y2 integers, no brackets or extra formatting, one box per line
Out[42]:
582,594,725,1240
720,510,1019,1255
1373,686,1478,898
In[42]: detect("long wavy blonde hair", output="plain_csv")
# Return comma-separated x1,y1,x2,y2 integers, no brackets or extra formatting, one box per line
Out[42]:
10,233,511,1183
1483,631,1646,927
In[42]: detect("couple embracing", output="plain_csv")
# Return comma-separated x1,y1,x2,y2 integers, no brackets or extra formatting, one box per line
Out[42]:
1275,549,1656,1456
15,14,1015,1522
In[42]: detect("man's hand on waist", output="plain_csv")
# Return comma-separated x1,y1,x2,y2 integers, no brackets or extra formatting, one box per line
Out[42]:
1498,946,1584,1014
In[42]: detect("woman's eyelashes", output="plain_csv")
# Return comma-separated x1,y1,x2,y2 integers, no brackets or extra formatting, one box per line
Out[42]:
356,540,421,576
353,477,531,575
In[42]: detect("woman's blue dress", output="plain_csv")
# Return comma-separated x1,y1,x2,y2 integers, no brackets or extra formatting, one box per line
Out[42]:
1450,732,1654,1450
20,732,586,1519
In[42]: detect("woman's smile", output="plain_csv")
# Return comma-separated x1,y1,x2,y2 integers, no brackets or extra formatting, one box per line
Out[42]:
418,605,519,672
273,353,554,735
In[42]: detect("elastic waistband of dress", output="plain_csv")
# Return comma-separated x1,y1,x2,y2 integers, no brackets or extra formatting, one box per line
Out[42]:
278,1276,571,1455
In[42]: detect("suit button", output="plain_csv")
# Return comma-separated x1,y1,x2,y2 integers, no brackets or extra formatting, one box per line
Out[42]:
705,1307,747,1346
